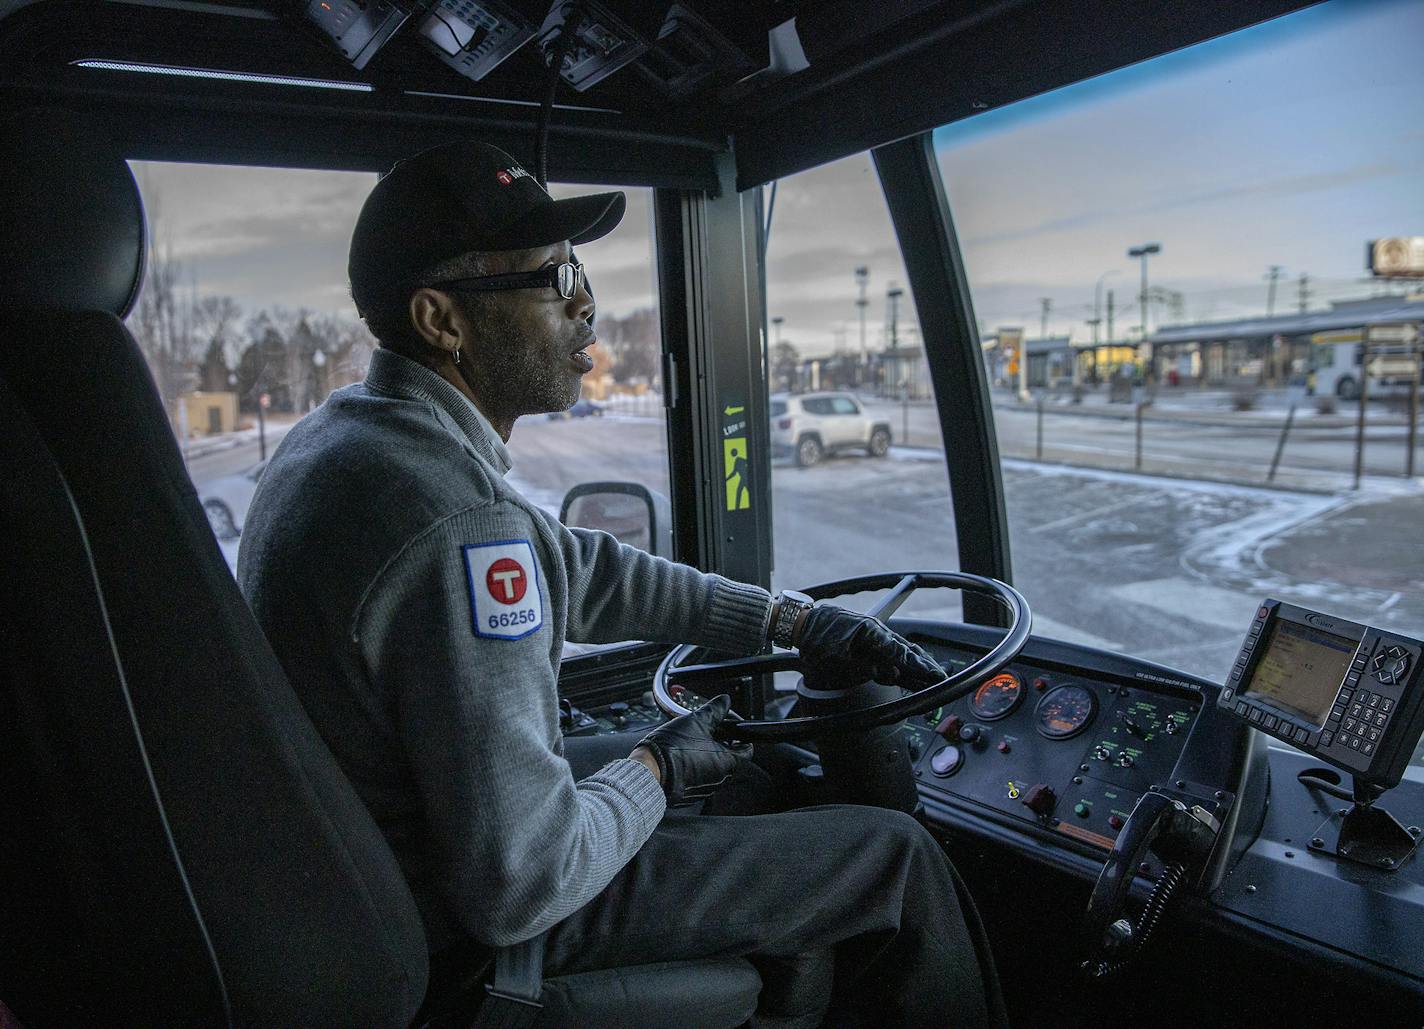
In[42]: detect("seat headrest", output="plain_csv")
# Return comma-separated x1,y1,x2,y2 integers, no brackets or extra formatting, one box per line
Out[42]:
0,108,146,317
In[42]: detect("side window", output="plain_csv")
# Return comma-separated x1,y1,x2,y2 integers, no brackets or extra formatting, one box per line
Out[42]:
764,150,961,619
511,184,669,548
125,164,672,585
127,161,378,571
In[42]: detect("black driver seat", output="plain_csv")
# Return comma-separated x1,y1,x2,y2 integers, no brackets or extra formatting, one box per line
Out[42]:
0,111,761,1027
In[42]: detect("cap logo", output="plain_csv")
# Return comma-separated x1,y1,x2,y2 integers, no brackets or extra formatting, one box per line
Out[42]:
496,166,531,186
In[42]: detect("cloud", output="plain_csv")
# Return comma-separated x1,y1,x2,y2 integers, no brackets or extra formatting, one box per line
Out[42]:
962,161,1404,248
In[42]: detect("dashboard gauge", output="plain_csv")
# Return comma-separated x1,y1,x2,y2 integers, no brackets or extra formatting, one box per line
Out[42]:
971,672,1024,721
1034,684,1097,739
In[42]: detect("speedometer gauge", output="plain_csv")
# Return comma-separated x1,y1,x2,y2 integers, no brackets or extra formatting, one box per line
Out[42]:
971,672,1023,721
1034,684,1097,739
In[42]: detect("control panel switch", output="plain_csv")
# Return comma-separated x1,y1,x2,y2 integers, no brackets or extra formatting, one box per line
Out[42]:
1021,783,1057,817
934,714,963,741
930,744,963,777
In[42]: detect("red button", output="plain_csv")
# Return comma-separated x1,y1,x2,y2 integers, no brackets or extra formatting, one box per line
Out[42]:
1109,814,1124,830
997,741,1011,753
934,714,963,741
1033,677,1048,691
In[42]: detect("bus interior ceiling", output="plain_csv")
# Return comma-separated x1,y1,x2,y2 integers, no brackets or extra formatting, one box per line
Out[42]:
0,0,1317,187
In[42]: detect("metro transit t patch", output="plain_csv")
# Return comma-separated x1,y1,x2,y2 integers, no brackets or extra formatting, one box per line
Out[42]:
462,539,543,640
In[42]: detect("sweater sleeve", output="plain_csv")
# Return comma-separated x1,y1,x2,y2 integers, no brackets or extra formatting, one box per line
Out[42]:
530,508,773,652
355,502,666,947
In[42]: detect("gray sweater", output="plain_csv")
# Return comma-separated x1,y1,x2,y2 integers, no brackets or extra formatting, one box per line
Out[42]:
237,348,772,949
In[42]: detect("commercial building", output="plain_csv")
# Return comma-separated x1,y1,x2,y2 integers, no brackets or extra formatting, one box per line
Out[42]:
1146,294,1423,391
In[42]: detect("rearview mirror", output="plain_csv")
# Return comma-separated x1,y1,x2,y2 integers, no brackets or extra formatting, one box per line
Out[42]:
559,482,673,559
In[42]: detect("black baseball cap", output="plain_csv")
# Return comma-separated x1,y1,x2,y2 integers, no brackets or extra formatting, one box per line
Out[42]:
348,140,625,314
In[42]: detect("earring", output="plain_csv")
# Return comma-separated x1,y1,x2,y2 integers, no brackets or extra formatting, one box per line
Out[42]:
453,347,461,365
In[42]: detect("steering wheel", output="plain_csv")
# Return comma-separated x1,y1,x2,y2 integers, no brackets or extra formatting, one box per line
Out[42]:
653,571,1032,742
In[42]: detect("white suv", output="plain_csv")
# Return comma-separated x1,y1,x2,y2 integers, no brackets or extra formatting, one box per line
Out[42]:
769,392,892,467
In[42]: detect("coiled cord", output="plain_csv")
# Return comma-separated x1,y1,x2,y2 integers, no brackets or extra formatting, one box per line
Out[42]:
1084,861,1187,980
535,4,585,188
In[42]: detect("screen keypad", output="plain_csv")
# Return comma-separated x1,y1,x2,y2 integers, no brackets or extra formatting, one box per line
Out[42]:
1332,687,1392,757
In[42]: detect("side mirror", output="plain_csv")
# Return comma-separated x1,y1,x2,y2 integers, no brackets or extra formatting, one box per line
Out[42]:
559,482,673,559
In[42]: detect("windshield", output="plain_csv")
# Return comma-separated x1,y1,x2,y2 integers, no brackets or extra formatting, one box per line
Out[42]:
930,0,1424,764
125,163,672,658
763,150,963,623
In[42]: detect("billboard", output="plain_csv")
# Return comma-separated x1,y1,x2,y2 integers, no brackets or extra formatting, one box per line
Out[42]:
1367,237,1424,278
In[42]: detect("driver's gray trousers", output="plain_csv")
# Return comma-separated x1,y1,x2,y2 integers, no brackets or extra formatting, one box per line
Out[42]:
544,732,1010,1028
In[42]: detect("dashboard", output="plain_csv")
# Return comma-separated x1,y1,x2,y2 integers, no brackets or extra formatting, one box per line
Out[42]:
903,644,1201,854
561,618,1424,1002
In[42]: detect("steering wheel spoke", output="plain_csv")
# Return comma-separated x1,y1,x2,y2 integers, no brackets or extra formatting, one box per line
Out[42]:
666,651,801,686
867,573,919,621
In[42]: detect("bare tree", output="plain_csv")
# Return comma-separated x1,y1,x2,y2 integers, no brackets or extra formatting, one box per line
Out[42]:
194,295,242,392
126,186,202,406
771,341,800,392
308,311,376,389
129,236,199,404
598,307,662,387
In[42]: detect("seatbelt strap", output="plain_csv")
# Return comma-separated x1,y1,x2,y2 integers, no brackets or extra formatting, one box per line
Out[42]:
471,930,546,1028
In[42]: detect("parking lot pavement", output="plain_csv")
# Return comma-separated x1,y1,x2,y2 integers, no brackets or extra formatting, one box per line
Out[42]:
757,439,1422,684
189,412,1422,691
995,461,1424,682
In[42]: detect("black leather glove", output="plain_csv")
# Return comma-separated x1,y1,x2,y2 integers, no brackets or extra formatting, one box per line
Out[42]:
796,605,946,689
636,694,740,807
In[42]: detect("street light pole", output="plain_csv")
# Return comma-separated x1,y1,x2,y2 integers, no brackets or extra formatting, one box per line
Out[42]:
854,265,869,368
1127,243,1161,384
1093,270,1121,345
1089,270,1121,387
886,285,904,350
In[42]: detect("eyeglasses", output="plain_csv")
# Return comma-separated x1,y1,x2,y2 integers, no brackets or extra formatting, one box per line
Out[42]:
427,260,586,301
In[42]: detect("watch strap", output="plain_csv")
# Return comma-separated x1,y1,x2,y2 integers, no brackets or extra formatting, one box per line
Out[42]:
770,591,813,648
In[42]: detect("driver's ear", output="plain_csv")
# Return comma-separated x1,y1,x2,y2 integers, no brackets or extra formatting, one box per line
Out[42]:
409,288,462,351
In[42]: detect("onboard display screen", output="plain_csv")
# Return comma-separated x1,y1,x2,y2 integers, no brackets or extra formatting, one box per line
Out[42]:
1244,619,1356,727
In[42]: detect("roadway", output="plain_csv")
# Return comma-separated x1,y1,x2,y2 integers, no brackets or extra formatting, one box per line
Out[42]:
188,409,1423,693
861,398,1424,492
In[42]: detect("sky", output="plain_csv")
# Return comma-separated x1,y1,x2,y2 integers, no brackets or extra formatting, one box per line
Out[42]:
131,0,1424,357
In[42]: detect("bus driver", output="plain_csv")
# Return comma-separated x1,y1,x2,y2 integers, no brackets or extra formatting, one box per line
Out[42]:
237,141,1006,1028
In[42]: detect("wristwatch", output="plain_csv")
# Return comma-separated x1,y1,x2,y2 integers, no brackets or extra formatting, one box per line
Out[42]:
769,590,814,648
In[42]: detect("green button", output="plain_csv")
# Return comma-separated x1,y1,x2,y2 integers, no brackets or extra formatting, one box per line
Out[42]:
1074,801,1091,818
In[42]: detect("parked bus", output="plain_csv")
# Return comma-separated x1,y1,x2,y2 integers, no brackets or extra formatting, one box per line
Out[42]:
1310,325,1422,400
